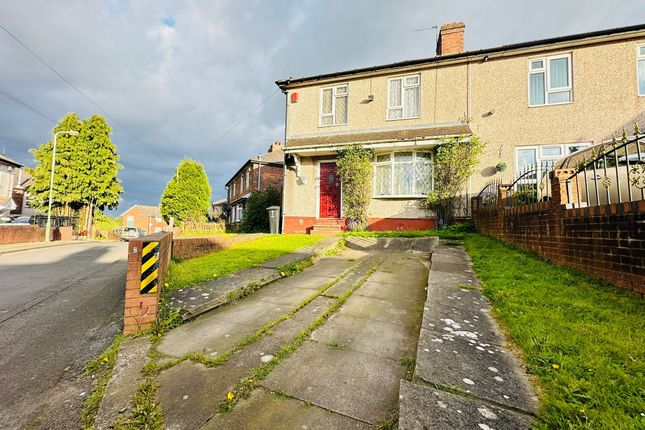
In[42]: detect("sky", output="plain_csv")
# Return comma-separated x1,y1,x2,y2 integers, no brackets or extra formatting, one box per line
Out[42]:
0,0,643,214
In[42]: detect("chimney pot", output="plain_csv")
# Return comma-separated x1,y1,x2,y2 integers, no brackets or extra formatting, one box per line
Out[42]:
436,22,465,56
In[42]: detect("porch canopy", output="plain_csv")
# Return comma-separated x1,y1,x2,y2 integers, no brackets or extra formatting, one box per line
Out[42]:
283,122,472,156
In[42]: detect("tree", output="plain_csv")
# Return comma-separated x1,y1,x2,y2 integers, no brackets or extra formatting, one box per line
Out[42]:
336,144,373,231
240,188,281,233
423,135,486,226
27,113,83,213
160,159,211,225
27,113,124,235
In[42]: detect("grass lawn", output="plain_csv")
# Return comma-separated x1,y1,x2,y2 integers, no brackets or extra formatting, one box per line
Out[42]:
463,234,645,429
165,234,322,290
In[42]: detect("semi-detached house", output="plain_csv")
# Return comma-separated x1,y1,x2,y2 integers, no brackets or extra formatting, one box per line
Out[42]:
276,22,645,234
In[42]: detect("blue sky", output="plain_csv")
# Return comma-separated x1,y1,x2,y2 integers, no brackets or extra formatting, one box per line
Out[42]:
0,0,643,214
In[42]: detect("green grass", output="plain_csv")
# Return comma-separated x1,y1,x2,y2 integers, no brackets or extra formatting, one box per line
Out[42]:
343,223,475,240
463,234,645,429
165,234,322,290
177,231,236,238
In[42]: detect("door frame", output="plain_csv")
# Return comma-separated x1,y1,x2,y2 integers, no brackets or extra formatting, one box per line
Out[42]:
316,159,343,219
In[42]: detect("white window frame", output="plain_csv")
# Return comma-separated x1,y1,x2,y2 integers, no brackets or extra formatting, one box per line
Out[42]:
232,182,236,196
245,168,251,190
386,74,421,120
638,44,645,96
515,143,589,174
528,54,573,107
373,150,433,198
319,83,348,127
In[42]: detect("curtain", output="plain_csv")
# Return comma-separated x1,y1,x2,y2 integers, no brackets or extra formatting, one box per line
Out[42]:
529,72,545,105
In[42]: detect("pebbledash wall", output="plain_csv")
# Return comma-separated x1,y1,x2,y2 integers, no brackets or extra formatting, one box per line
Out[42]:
471,169,644,295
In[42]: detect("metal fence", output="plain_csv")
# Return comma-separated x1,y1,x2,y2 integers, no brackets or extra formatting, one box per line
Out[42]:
477,162,554,208
565,133,645,207
32,215,78,228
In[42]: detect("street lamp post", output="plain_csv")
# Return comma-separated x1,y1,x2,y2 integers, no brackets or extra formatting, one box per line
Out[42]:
45,129,79,242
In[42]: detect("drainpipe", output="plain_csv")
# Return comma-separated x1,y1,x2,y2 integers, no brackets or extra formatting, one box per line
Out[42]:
258,162,262,191
280,88,289,234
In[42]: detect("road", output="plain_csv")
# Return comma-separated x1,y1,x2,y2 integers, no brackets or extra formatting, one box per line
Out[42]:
0,241,128,429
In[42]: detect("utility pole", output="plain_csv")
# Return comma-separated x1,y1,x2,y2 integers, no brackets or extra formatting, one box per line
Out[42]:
45,129,79,241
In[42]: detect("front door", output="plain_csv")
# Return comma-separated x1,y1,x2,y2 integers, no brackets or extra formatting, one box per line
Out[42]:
319,162,341,218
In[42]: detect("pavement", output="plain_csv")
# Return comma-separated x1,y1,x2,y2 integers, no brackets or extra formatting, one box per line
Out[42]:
0,239,78,256
0,241,128,430
95,237,539,429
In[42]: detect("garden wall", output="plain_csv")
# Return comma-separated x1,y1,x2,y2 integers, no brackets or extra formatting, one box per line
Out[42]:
0,225,73,244
171,234,264,260
472,169,644,295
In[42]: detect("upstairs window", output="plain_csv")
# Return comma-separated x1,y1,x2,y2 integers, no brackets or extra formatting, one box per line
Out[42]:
638,44,645,96
529,54,572,106
387,74,420,119
245,168,251,190
374,151,432,197
320,84,348,126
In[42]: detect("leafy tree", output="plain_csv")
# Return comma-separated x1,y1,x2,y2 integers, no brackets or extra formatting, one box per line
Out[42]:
423,135,486,226
27,113,83,213
27,113,123,235
160,159,211,225
240,188,281,233
336,144,373,231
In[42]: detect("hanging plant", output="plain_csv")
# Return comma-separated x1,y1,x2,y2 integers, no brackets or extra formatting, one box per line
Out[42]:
336,144,373,231
496,162,507,172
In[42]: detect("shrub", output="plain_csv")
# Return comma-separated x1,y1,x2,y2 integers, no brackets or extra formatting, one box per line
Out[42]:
160,159,211,225
336,144,373,231
241,188,281,233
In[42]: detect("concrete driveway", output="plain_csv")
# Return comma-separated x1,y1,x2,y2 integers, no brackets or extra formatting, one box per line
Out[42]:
0,241,127,429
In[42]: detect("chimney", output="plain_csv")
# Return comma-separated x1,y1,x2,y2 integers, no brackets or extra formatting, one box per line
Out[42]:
436,22,465,56
268,141,283,153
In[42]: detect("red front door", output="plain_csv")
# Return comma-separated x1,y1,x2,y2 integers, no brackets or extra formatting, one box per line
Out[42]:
319,163,341,218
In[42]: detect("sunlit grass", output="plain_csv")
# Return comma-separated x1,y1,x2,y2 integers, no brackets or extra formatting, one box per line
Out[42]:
464,234,645,429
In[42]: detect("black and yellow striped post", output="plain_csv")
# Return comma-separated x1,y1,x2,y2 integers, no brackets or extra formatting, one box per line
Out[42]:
140,241,160,294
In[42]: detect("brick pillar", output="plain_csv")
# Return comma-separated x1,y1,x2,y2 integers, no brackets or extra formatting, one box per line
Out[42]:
123,238,159,335
551,168,578,207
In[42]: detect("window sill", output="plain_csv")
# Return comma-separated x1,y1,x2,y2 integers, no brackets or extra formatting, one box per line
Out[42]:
528,101,574,108
372,195,427,199
385,116,421,121
318,122,348,128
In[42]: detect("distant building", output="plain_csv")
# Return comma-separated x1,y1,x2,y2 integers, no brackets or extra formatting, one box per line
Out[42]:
208,198,227,221
120,204,168,233
225,141,284,223
0,154,22,217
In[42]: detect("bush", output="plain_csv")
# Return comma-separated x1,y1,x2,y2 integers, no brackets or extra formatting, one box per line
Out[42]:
336,144,373,231
160,159,211,225
241,188,281,233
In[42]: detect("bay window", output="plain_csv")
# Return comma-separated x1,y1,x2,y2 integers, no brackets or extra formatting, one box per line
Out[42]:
374,150,432,197
387,74,420,119
528,54,572,106
320,84,348,126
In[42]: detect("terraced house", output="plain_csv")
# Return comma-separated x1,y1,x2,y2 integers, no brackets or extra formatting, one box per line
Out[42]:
276,22,645,234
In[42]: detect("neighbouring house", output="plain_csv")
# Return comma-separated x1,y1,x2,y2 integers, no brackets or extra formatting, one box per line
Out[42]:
121,204,168,234
0,154,22,217
276,22,645,234
10,168,36,217
226,141,284,224
208,198,227,221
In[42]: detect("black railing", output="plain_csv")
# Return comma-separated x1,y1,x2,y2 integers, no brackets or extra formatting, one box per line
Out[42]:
505,162,553,207
32,215,78,228
477,178,501,207
565,132,645,207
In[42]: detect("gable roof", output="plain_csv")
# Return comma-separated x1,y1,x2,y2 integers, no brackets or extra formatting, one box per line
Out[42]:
0,154,22,168
225,142,284,187
122,204,161,217
276,23,645,88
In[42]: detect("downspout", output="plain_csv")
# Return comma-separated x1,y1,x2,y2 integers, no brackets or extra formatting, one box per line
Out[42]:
257,162,262,191
280,88,289,234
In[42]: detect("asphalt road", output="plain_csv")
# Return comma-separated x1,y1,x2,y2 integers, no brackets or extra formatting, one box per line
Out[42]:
0,241,128,429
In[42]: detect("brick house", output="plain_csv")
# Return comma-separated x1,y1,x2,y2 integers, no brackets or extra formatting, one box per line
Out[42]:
226,141,284,223
121,204,168,234
276,22,645,234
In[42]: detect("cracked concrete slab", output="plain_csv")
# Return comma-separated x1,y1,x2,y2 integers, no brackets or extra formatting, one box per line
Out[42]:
263,341,406,425
399,380,534,430
339,294,421,327
311,313,419,361
203,388,371,430
356,278,427,304
94,337,150,430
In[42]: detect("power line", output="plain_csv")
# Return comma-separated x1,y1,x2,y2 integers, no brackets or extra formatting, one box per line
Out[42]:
0,87,57,123
194,89,280,159
0,134,38,146
0,22,152,150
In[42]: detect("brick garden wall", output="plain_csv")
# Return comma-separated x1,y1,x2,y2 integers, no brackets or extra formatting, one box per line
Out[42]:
171,234,263,260
0,225,72,244
123,231,173,335
472,169,644,295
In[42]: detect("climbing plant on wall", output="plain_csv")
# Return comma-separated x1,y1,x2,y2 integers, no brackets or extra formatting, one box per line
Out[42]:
336,143,373,231
423,135,486,226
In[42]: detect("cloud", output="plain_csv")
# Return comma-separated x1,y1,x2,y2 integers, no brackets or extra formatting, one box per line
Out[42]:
0,0,642,214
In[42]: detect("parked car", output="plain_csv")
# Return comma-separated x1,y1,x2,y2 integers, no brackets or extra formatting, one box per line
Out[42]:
9,215,37,225
121,227,146,241
0,215,13,224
